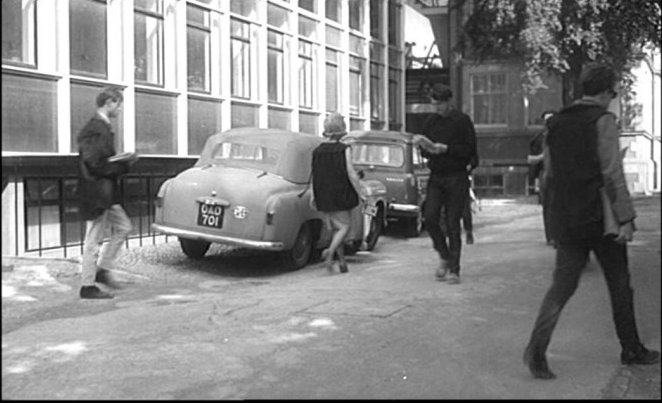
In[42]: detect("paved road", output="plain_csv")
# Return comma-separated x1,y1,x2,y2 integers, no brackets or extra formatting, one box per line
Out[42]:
2,196,660,399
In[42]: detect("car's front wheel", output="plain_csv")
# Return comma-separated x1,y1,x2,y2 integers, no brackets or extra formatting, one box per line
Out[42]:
281,223,313,270
179,238,211,259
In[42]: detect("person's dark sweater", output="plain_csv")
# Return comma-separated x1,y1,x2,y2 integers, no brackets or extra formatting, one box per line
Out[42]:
422,109,477,177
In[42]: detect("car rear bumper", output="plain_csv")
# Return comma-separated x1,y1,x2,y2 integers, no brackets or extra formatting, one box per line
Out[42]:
388,203,421,214
151,223,285,251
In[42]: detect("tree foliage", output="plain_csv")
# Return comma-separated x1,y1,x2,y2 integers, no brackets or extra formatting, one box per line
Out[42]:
456,0,662,105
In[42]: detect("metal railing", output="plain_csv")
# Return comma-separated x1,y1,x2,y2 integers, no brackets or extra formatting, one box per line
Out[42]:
2,155,196,258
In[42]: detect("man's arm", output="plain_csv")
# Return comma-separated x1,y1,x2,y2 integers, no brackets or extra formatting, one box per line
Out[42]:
596,113,636,242
445,114,477,160
79,123,129,178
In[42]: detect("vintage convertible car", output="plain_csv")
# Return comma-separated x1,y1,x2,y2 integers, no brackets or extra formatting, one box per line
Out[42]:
152,128,387,270
345,130,430,237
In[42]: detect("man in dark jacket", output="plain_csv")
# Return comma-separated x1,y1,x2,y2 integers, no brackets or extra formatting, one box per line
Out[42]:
78,87,137,299
413,84,478,285
523,64,660,379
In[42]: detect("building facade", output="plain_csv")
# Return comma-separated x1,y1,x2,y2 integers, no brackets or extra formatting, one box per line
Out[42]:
1,0,407,257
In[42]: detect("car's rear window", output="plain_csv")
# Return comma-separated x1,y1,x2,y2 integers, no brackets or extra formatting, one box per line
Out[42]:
351,143,405,168
211,142,282,168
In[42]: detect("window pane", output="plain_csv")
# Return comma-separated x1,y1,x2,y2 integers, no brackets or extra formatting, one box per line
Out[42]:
70,0,107,77
268,31,284,104
325,0,340,22
268,107,291,130
231,102,258,127
134,12,163,84
348,0,363,31
2,0,36,65
299,41,314,108
268,3,289,30
349,57,363,115
370,0,383,40
349,34,365,56
325,25,342,47
299,0,316,13
70,82,124,152
187,5,210,92
298,15,317,40
299,111,318,134
188,97,222,155
231,0,256,18
326,64,338,112
2,74,57,152
231,20,251,98
135,91,177,154
388,1,400,45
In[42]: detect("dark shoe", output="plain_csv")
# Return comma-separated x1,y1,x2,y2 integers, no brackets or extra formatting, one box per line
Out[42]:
621,346,661,365
524,345,556,380
339,262,349,273
95,268,123,289
466,232,474,245
80,285,113,299
435,264,448,281
446,273,461,285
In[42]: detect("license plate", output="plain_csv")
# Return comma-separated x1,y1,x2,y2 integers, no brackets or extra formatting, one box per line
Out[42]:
197,203,224,228
362,204,378,217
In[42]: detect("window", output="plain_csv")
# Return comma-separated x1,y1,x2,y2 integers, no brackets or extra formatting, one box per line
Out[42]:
298,40,314,108
268,107,290,130
135,90,177,154
349,56,363,116
134,0,164,85
298,15,317,40
352,143,405,168
370,0,383,41
325,0,341,22
299,111,318,134
387,0,401,46
2,0,36,66
70,81,124,152
348,0,363,31
230,0,256,19
187,4,211,92
231,19,251,98
2,74,58,152
231,102,258,127
370,62,384,123
188,97,222,155
299,0,316,13
470,73,507,125
389,67,401,128
268,30,285,104
70,0,107,78
326,48,339,112
267,3,289,31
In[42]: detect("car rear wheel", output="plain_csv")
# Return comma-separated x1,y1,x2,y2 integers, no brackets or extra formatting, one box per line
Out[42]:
403,211,423,237
179,238,211,259
365,205,384,251
281,223,313,270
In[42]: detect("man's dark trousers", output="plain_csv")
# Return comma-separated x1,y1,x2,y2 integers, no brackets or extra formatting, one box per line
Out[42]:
526,235,642,357
424,173,469,273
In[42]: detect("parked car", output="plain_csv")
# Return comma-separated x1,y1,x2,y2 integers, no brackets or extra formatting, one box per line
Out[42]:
345,130,430,237
152,128,387,270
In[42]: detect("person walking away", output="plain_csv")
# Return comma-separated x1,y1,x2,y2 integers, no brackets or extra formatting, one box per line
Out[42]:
462,152,479,244
527,110,557,246
523,64,660,379
77,87,138,299
310,113,365,274
413,83,478,285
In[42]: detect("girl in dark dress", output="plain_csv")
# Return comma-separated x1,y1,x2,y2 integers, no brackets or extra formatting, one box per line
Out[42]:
310,113,364,273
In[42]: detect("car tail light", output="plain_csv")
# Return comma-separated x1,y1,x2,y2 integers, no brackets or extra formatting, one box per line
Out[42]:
154,197,163,208
266,211,275,225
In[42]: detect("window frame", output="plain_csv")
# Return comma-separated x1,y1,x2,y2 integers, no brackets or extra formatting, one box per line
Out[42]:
469,72,509,128
134,0,165,87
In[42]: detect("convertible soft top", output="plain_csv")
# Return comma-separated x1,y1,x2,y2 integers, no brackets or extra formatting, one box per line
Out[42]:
196,128,324,184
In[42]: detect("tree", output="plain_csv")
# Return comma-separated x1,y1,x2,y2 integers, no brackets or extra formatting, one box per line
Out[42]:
455,0,662,105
